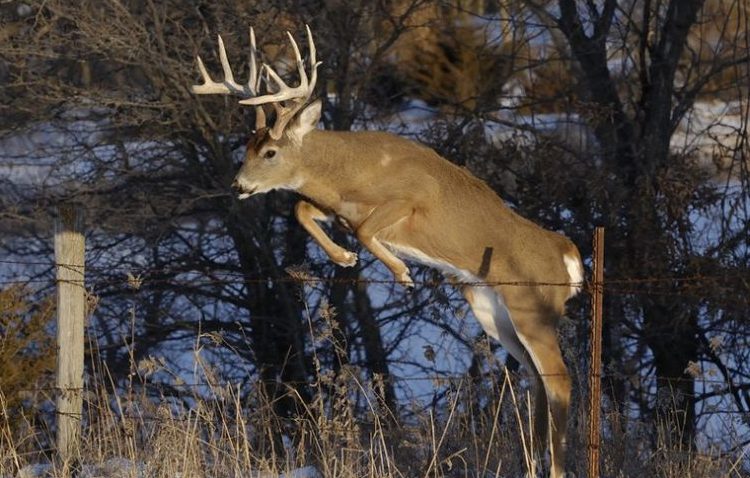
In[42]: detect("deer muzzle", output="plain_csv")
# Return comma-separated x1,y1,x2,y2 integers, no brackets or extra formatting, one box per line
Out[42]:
231,178,256,199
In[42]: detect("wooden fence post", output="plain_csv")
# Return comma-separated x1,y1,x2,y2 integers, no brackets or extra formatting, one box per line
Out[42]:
54,205,85,470
588,226,605,478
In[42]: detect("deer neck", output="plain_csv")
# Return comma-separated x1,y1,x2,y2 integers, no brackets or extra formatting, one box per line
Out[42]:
295,130,358,209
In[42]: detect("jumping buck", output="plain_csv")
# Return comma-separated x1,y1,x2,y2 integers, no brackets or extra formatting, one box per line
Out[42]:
192,26,583,478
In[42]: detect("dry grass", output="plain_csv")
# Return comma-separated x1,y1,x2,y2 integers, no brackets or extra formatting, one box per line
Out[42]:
0,359,745,478
0,293,745,477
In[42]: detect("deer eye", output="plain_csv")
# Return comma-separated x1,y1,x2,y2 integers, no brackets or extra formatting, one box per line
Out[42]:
264,149,277,160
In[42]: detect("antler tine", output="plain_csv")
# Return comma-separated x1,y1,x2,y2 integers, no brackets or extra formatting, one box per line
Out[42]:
248,27,261,95
192,52,228,95
216,36,235,87
248,27,266,130
193,56,215,92
217,35,252,95
306,24,320,94
286,31,309,91
192,34,251,96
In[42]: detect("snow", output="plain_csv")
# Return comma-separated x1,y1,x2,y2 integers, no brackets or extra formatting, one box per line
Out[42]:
278,468,322,478
15,459,143,478
13,460,320,478
0,115,178,195
671,99,747,175
369,91,747,185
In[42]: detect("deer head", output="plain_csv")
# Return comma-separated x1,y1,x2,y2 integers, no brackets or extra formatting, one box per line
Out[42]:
191,25,322,198
233,99,321,198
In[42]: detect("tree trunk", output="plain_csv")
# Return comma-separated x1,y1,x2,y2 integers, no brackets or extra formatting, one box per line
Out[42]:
644,300,698,446
225,208,311,422
555,0,705,446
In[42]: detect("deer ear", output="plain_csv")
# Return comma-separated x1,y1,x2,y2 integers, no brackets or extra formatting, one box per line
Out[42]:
288,100,322,140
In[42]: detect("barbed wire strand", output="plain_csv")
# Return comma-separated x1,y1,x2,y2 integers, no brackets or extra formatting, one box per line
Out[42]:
2,259,749,295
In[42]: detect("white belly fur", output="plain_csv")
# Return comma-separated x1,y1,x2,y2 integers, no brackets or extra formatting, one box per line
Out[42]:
382,242,534,370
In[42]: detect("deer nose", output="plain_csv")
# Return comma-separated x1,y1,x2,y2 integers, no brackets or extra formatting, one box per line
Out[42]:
231,179,240,190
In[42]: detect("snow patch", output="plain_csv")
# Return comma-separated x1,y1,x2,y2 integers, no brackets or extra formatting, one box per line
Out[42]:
12,460,320,478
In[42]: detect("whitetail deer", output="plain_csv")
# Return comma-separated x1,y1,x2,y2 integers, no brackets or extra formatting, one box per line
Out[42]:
192,26,583,478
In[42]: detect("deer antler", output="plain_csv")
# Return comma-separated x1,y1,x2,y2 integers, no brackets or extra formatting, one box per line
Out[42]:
192,27,266,129
240,25,320,140
192,25,321,140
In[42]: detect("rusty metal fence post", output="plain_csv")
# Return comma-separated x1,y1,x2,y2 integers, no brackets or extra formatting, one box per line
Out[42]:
588,226,604,478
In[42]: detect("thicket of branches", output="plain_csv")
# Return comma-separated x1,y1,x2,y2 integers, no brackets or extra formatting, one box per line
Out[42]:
1,0,749,472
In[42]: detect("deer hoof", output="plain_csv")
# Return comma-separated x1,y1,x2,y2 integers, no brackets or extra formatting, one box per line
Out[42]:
335,251,358,267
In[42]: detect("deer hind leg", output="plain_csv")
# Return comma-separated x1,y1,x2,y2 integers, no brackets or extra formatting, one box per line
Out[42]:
354,200,414,288
463,286,548,469
510,309,571,478
294,200,357,267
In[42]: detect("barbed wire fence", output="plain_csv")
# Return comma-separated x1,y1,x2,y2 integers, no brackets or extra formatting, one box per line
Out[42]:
2,213,750,475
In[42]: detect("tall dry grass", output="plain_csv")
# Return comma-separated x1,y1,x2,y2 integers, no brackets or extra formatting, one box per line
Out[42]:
0,295,745,477
1,356,744,478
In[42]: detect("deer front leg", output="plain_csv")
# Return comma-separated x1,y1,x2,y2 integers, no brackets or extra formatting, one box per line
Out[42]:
295,200,357,267
355,201,414,288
